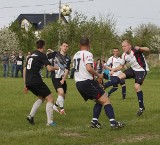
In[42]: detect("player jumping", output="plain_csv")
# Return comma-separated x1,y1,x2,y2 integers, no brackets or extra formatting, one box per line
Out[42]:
104,40,149,116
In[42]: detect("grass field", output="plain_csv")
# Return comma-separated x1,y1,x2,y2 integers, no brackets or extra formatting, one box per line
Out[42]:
0,69,160,145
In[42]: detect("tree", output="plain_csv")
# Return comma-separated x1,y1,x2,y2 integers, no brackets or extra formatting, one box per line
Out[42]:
40,12,119,58
134,23,160,47
0,28,19,53
9,21,37,53
149,35,160,54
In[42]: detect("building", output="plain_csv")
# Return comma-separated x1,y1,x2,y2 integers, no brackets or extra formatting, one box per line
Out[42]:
16,13,67,31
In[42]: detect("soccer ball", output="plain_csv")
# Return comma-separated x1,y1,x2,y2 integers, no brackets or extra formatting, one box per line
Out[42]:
60,4,72,16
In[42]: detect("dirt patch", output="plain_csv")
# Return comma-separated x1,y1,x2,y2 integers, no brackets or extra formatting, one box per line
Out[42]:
113,133,160,144
60,132,86,138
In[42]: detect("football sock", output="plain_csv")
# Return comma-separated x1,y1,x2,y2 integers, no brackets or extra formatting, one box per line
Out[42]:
104,104,116,124
108,87,118,96
137,91,144,109
122,86,126,99
30,99,43,117
57,95,64,109
104,76,120,88
46,102,53,124
92,103,103,121
55,102,59,107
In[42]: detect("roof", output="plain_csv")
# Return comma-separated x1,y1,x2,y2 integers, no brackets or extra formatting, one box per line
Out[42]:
16,14,67,30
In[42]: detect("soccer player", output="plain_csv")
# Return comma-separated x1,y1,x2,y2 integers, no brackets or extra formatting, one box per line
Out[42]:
47,42,71,115
23,40,59,126
73,37,124,129
105,48,126,100
104,40,149,116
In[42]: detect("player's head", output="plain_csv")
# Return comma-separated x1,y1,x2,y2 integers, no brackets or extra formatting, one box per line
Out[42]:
113,48,119,57
122,40,132,54
79,37,90,51
36,40,45,52
60,42,69,53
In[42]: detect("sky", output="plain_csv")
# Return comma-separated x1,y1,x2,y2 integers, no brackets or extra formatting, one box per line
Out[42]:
1,0,160,34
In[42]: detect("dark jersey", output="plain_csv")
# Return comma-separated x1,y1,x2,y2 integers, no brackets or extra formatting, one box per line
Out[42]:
47,51,71,79
25,50,50,85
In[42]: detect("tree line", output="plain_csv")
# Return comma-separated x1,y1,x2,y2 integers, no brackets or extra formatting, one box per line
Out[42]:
0,12,160,58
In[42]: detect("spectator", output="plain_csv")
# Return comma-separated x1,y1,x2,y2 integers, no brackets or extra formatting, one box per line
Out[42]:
26,51,31,61
10,51,17,78
15,51,24,78
95,59,103,74
1,51,9,78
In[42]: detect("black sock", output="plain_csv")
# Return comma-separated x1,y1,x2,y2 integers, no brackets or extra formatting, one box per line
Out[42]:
122,86,126,99
92,103,102,121
104,77,120,88
104,104,116,124
55,103,59,107
137,91,144,109
108,87,118,96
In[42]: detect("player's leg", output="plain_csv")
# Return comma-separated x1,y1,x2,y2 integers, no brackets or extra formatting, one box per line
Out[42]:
104,73,126,89
134,71,147,116
45,94,56,126
27,96,45,125
98,93,125,128
120,79,126,100
91,102,103,128
52,78,66,114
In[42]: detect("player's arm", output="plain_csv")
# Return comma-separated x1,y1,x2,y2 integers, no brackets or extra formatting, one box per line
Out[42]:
23,67,28,94
135,46,150,52
46,65,59,72
112,65,123,72
61,58,71,84
86,64,102,78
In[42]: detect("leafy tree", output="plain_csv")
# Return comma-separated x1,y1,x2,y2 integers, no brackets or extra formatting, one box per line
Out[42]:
9,21,37,53
0,28,19,53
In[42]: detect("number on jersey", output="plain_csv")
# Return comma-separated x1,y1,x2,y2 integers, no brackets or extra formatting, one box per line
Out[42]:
74,58,81,72
27,58,33,70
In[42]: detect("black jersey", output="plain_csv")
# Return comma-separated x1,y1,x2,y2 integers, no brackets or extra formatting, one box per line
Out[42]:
25,50,50,85
47,51,71,79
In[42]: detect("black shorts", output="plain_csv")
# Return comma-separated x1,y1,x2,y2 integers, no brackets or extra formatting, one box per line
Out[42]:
76,79,105,101
110,76,125,87
26,82,51,98
124,68,147,85
52,78,67,94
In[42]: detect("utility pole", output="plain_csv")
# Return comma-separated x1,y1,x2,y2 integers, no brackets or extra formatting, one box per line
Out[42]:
44,11,46,27
58,0,62,50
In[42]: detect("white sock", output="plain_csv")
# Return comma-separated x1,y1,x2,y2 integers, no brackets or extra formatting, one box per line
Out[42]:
30,99,43,117
57,95,64,109
46,102,53,124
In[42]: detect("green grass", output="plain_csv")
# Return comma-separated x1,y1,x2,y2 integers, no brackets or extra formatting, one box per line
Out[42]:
0,75,160,145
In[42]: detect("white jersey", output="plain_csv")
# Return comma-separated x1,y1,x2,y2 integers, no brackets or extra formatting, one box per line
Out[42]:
120,48,149,71
106,56,122,76
73,50,94,82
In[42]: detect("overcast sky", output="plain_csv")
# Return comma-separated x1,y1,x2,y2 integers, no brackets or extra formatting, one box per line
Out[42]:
1,0,160,33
